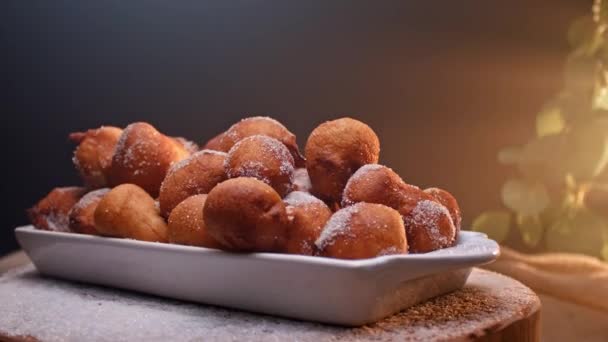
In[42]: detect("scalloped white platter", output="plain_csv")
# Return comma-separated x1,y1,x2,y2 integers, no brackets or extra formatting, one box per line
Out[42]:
15,226,499,326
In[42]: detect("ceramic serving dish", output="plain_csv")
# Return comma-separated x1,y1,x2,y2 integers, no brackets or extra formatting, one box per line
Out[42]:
15,226,499,326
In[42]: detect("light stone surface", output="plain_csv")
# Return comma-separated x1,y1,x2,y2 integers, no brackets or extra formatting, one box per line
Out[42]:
0,266,539,342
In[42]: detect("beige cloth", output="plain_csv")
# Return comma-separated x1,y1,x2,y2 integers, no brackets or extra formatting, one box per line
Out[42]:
483,246,608,313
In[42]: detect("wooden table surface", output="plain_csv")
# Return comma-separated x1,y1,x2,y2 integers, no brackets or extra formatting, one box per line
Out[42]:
0,252,540,342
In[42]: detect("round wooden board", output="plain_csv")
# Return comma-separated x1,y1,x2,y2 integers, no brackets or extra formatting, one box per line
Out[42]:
0,265,540,341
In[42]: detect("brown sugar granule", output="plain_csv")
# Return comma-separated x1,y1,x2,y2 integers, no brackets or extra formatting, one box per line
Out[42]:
339,288,499,341
340,271,540,341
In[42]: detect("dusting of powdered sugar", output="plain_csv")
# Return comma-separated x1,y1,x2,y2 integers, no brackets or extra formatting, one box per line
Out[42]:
284,191,324,207
377,246,402,256
226,135,294,183
71,127,114,173
351,164,385,179
315,203,363,250
173,137,199,154
242,116,284,126
167,149,227,177
342,164,398,206
113,123,163,176
166,156,194,176
224,116,286,144
405,200,455,247
293,168,312,192
228,160,270,183
70,188,110,212
199,149,228,157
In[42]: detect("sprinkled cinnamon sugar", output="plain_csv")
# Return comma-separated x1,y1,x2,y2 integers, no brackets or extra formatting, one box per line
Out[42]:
347,271,540,341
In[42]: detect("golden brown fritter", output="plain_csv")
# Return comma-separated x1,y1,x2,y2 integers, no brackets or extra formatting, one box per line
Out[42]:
342,164,457,253
158,150,228,218
203,177,289,252
28,187,87,232
225,135,294,197
283,191,332,255
305,118,380,204
108,122,190,197
424,187,462,245
218,116,305,166
70,126,123,189
315,202,407,259
167,194,221,248
68,188,110,235
94,184,168,242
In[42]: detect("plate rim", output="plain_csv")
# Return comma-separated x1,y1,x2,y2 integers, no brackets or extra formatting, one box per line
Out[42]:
14,225,500,269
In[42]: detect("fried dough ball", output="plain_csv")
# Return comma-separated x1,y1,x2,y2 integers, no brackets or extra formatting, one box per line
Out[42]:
202,132,225,151
218,116,305,166
225,135,295,197
94,184,168,242
27,187,87,232
70,126,123,188
292,168,312,193
305,118,380,204
167,194,221,248
68,188,110,235
173,136,199,154
342,164,425,211
315,202,407,259
203,177,289,252
424,187,462,244
109,122,190,197
404,200,456,253
158,150,228,218
283,191,332,255
342,164,456,252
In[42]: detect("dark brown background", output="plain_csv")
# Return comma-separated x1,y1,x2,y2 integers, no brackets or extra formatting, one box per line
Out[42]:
0,0,588,255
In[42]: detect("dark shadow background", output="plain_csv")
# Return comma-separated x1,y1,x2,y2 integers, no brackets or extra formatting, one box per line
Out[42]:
1,0,587,255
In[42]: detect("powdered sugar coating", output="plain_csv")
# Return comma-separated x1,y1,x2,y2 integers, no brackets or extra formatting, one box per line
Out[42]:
350,164,385,180
342,163,420,208
42,213,66,232
113,124,163,176
284,191,325,207
167,149,227,176
70,188,110,212
110,123,194,197
224,116,286,141
199,149,229,157
377,246,402,256
71,126,123,188
173,137,199,154
28,187,87,232
0,265,535,341
405,200,455,248
226,135,295,188
342,164,390,206
293,168,312,192
424,187,462,233
315,204,362,250
230,160,269,183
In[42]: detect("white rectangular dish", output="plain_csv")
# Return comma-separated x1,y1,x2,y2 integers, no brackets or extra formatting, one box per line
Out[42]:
15,226,499,326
